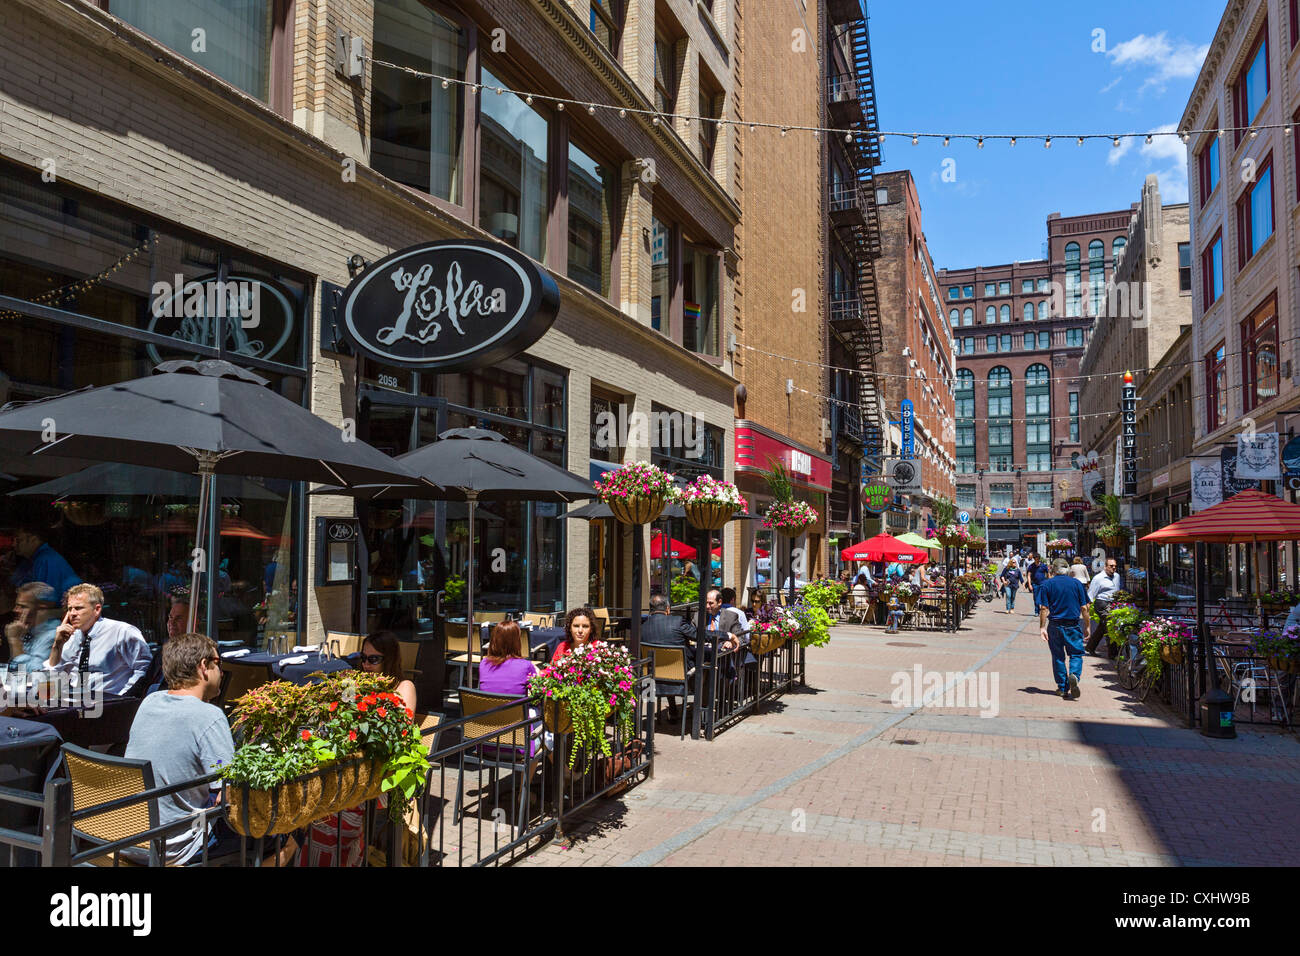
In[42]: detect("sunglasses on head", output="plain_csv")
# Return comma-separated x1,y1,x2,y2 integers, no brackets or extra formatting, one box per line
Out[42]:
358,653,384,665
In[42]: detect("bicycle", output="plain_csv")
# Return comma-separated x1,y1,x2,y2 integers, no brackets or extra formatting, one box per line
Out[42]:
1115,635,1156,702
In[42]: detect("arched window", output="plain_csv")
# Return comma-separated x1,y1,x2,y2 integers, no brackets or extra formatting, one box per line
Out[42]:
1023,303,1034,322
962,308,973,326
1025,363,1050,385
1113,236,1127,261
1088,239,1105,315
949,309,959,327
1038,300,1048,320
1065,241,1081,317
957,368,974,390
999,304,1010,322
988,366,1012,388
985,306,995,324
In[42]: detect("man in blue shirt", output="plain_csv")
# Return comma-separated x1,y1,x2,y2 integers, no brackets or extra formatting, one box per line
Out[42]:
1027,554,1050,615
10,524,80,600
1038,559,1092,700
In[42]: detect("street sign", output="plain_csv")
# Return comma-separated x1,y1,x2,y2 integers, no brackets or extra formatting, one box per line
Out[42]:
990,507,1009,516
957,510,971,524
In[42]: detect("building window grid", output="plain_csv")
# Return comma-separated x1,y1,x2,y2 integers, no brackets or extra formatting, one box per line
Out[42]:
1236,153,1274,267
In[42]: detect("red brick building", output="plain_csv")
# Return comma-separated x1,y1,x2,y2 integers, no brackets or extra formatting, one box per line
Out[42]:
938,208,1131,548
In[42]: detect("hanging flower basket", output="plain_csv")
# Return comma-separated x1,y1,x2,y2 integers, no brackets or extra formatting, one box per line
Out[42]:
1160,644,1184,666
678,475,746,530
764,500,819,538
595,462,675,525
933,524,970,549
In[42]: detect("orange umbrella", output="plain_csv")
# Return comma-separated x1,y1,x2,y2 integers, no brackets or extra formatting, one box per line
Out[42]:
1140,490,1300,544
144,514,271,539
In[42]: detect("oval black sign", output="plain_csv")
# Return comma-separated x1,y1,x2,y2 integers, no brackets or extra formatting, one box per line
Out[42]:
339,240,560,371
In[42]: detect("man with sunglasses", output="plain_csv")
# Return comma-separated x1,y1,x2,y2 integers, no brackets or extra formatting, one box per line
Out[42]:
124,633,238,865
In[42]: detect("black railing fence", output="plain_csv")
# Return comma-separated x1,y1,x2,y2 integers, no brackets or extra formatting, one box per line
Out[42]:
0,661,658,868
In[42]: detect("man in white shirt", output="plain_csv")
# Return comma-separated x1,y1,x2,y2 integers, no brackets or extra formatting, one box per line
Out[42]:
1084,558,1124,657
47,583,152,696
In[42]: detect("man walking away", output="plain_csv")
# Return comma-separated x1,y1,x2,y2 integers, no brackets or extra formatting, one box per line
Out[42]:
999,560,1023,613
1028,554,1050,616
1085,558,1123,657
1039,559,1092,700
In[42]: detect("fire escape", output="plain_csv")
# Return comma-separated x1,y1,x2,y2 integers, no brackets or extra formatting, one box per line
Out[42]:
826,0,884,476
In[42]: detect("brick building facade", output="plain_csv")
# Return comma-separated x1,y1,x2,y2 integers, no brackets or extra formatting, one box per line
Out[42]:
872,169,956,535
0,0,744,660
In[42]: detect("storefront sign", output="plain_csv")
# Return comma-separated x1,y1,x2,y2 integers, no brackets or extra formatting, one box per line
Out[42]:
1085,470,1105,507
1060,497,1091,516
900,400,914,460
735,421,832,491
339,240,560,371
1121,377,1137,496
1236,432,1281,480
861,482,891,513
1152,470,1169,488
1284,435,1300,491
1221,446,1261,497
1190,458,1222,512
887,458,922,493
148,273,296,365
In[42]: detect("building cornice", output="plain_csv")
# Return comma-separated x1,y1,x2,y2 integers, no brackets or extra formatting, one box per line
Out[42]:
1181,0,1252,128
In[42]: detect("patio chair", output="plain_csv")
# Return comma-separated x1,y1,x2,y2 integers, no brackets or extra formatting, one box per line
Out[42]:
218,661,272,713
473,611,511,625
60,744,238,868
325,632,366,657
453,689,545,832
445,629,482,690
643,643,695,740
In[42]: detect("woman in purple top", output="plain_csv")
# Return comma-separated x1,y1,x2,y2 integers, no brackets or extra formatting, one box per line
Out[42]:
478,621,537,696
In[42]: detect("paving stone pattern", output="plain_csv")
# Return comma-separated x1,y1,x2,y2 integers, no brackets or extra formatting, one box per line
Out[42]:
518,602,1300,866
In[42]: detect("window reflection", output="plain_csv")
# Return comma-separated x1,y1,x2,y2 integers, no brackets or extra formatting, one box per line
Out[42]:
480,67,550,263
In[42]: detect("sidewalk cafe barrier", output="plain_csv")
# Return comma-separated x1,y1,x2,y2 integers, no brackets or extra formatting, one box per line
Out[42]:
0,662,657,868
702,632,800,740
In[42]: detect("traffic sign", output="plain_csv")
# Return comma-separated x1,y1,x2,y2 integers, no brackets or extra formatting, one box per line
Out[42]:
957,511,971,524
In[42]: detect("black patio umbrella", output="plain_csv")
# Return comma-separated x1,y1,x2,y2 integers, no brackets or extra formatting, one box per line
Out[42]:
0,359,434,629
314,427,595,652
11,462,284,501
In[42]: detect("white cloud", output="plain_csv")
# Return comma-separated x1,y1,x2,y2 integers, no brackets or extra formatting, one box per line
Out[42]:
1107,136,1135,166
1106,32,1209,92
1139,123,1186,163
1099,76,1122,94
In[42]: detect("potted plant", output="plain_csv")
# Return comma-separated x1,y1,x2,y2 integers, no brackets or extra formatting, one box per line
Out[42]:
1098,494,1129,549
1261,588,1295,613
764,499,819,538
1046,537,1073,553
751,602,803,653
528,642,638,770
220,672,429,837
786,600,833,648
595,461,675,525
1103,602,1142,648
677,474,747,530
1254,626,1300,674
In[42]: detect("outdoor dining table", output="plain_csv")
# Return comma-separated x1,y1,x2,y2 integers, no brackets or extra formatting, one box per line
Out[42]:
223,651,355,684
0,715,62,867
16,693,142,749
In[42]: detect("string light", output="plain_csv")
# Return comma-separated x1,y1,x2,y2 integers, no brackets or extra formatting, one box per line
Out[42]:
942,136,949,147
911,134,918,145
1009,137,1016,147
1044,137,1051,149
977,137,984,149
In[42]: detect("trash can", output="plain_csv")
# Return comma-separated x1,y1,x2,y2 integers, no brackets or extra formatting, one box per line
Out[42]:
1200,688,1236,739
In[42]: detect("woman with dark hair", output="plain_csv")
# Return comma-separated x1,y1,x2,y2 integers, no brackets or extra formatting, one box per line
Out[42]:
550,607,598,662
479,621,537,697
358,631,416,713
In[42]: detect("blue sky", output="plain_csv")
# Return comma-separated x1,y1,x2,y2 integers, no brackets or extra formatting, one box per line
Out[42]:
866,0,1227,270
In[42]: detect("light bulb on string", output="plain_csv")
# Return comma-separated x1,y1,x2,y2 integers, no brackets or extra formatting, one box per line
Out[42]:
1076,136,1083,146
1112,137,1120,148
587,104,595,114
441,79,449,89
1250,128,1259,139
942,136,949,146
525,95,533,105
556,102,564,110
977,137,984,149
1009,137,1016,147
1145,134,1153,145
1044,137,1051,148
618,108,626,117
911,133,918,145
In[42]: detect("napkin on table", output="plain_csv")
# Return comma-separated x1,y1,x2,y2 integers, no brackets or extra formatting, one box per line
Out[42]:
279,655,309,665
221,648,251,659
291,644,319,653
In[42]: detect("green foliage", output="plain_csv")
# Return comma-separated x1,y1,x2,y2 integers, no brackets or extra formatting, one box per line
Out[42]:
930,495,956,528
1104,604,1142,646
787,602,832,648
801,579,846,609
670,573,699,605
218,741,319,790
762,460,794,504
444,574,466,602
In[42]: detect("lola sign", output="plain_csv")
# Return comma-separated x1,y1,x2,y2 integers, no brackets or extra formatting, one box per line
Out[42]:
339,240,560,370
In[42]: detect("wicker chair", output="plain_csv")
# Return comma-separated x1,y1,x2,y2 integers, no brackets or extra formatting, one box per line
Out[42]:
325,632,366,657
454,689,545,830
218,661,273,713
643,643,694,739
445,627,483,690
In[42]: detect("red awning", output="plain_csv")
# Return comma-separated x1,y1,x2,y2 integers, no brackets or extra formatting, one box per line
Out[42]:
840,533,929,564
1140,490,1300,544
651,532,697,560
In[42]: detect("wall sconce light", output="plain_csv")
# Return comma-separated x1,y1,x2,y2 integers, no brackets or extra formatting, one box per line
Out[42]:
347,254,368,278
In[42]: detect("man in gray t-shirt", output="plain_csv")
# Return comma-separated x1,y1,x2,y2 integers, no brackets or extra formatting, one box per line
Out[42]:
124,633,232,865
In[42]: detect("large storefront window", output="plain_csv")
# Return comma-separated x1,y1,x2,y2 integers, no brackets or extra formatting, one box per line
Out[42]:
370,0,467,205
480,67,550,263
0,167,310,645
683,246,719,356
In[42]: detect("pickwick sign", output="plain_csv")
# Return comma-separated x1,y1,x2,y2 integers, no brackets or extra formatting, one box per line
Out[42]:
339,240,560,370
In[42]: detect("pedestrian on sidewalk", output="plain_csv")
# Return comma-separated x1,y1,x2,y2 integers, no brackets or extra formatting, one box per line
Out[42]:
999,560,1023,613
1039,558,1092,700
1085,557,1123,657
1028,554,1050,615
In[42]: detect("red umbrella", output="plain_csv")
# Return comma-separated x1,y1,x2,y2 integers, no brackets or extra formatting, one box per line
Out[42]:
712,546,769,558
651,531,697,560
1140,490,1300,543
840,533,929,564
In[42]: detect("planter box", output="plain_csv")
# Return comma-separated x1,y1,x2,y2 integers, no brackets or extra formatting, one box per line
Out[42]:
225,756,385,838
1160,644,1184,666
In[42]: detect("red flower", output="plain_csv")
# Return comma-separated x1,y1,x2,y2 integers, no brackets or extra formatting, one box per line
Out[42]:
377,707,387,718
328,701,338,712
348,729,357,742
358,702,368,713
300,730,311,740
404,708,414,719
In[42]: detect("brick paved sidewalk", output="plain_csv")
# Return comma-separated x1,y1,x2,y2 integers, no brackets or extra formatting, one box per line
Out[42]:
517,600,1300,867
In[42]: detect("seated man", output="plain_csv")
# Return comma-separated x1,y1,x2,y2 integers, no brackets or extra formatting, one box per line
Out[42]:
719,587,749,632
123,632,235,865
5,582,60,673
46,583,152,696
641,593,696,669
704,589,744,653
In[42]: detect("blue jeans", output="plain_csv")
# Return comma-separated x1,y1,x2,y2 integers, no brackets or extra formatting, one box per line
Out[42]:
1047,621,1084,692
1004,585,1017,610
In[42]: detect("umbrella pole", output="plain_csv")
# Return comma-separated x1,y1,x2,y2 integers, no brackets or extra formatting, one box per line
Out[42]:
187,454,216,634
466,490,477,688
1146,541,1155,617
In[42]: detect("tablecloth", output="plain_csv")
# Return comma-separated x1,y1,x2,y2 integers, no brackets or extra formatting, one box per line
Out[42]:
0,717,63,867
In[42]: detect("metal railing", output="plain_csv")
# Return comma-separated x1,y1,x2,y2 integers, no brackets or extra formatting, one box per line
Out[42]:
0,663,656,868
829,291,862,325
